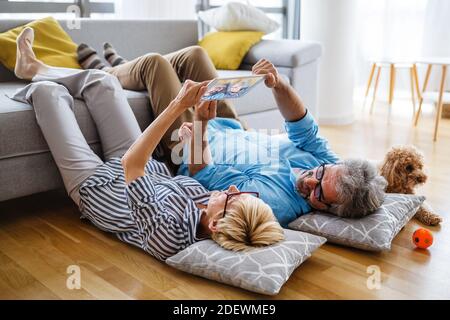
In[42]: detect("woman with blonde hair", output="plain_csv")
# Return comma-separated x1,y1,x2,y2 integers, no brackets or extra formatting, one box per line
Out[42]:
211,190,284,251
12,27,284,261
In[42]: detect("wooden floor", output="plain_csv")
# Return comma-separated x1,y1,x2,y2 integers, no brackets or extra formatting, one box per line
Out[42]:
0,97,449,300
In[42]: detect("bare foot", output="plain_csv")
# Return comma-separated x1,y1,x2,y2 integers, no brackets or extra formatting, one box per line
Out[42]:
14,27,47,80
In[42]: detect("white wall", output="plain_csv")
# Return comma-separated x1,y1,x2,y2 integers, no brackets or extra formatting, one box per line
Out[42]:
353,0,450,97
301,0,356,125
422,0,450,91
115,0,197,19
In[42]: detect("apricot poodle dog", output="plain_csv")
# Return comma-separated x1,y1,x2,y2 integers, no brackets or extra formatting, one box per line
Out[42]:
380,145,442,226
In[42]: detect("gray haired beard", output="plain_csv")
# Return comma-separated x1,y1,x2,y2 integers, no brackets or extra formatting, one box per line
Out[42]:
294,169,315,207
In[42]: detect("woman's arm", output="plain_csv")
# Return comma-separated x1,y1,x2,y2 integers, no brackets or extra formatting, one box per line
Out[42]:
121,80,209,184
187,100,217,176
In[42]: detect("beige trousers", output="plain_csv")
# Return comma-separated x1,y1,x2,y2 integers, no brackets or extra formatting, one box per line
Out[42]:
107,46,242,154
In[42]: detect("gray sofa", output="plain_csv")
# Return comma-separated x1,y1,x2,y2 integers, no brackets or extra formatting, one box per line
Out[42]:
0,18,322,202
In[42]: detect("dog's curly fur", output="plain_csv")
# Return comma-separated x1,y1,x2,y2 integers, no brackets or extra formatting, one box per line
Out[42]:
380,145,442,226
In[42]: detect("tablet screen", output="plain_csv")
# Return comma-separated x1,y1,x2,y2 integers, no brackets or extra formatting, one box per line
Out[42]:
201,75,265,101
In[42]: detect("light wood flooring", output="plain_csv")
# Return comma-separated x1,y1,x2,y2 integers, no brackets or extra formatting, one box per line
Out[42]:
0,97,449,299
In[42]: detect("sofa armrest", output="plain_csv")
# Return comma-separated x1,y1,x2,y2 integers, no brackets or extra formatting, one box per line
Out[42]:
243,39,322,68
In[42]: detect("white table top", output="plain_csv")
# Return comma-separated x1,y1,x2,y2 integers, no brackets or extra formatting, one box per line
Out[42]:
373,61,414,67
369,57,450,66
416,57,450,66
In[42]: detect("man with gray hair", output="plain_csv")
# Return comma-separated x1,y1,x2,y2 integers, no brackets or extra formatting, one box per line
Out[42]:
177,59,387,227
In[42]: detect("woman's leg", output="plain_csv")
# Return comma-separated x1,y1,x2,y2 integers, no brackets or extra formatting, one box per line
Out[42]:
15,27,142,162
13,27,104,205
36,69,143,161
16,81,104,206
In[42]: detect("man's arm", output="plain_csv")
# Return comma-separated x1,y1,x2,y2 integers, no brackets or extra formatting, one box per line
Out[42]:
121,80,208,184
252,59,339,163
252,59,306,122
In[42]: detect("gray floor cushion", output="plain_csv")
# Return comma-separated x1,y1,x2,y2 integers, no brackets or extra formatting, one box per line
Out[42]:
288,194,425,251
166,229,326,295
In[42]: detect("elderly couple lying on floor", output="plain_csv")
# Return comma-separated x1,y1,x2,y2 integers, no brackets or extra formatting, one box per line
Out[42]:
13,27,386,261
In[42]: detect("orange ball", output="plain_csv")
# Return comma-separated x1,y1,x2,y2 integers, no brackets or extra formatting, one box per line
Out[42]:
412,228,434,249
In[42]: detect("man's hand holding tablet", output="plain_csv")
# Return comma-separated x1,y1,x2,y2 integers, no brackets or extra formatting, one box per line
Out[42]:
251,59,281,89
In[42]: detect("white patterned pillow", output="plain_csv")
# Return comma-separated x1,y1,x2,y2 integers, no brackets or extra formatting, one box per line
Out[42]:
288,194,425,251
166,229,326,295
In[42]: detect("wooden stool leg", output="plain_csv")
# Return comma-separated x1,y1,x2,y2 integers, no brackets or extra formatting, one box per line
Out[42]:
410,67,416,116
414,64,432,126
389,64,396,106
370,67,382,114
413,64,421,101
434,65,447,141
364,63,376,99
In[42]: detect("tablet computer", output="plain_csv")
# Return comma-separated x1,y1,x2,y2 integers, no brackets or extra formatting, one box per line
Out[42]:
201,75,265,101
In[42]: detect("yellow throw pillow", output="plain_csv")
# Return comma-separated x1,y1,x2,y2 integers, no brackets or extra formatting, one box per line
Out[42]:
0,16,80,71
199,31,263,70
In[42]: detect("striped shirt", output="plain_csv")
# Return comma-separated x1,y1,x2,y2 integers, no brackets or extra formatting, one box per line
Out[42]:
78,157,211,261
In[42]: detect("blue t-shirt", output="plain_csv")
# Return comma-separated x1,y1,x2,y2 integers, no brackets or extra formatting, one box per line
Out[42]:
178,111,339,227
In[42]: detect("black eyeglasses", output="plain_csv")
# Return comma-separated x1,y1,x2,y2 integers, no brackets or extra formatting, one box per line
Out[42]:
313,164,328,204
223,191,260,218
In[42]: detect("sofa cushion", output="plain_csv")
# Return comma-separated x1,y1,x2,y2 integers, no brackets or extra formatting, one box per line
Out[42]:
199,31,264,70
243,40,323,68
0,69,288,161
0,83,153,160
217,69,290,116
0,143,101,202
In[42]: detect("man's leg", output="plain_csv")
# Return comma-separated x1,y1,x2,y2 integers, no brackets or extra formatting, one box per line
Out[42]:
17,81,104,206
77,43,110,71
164,46,242,123
103,42,127,67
